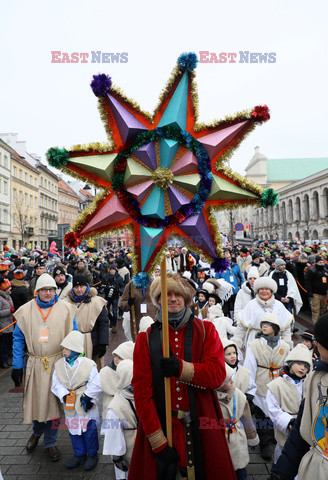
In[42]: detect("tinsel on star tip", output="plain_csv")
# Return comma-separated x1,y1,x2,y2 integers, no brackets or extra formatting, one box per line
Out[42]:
259,188,279,208
46,147,70,168
211,257,230,273
177,52,198,72
132,272,151,290
90,74,112,97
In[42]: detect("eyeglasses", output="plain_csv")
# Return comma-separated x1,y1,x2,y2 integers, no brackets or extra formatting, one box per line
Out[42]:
313,340,318,347
39,288,55,293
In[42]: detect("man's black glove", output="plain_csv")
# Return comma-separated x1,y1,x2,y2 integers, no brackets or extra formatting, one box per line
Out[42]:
287,418,295,430
80,393,94,412
113,455,129,472
160,356,180,377
128,297,135,306
156,445,179,480
96,344,107,358
63,394,68,404
11,368,23,387
246,393,254,404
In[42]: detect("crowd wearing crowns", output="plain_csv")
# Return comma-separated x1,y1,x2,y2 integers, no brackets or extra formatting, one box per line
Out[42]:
0,238,328,478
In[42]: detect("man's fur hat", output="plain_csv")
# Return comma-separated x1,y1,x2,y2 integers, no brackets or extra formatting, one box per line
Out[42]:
150,273,196,308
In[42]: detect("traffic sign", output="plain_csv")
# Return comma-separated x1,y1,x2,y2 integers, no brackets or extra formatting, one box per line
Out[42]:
235,223,244,231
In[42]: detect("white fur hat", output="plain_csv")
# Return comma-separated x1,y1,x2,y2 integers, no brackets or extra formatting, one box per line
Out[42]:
35,273,57,292
138,316,154,333
247,267,260,279
61,331,84,354
260,312,280,329
116,359,134,390
208,304,223,320
112,341,134,360
254,277,277,294
202,281,215,294
285,343,312,367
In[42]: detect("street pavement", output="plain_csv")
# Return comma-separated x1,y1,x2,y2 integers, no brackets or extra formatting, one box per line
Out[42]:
0,313,313,479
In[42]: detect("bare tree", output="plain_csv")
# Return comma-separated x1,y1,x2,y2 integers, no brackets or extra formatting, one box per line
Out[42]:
223,209,238,247
12,200,33,246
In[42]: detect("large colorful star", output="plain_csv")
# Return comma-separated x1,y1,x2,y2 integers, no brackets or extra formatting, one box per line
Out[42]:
47,52,272,277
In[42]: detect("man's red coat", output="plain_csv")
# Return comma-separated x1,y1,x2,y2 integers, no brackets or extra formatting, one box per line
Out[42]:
128,317,236,479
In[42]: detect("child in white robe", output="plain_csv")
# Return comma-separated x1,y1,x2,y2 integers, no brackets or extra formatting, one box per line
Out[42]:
103,359,138,480
266,343,312,464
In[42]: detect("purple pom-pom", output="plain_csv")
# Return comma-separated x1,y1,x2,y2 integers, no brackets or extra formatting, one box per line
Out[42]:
211,257,230,273
90,74,112,97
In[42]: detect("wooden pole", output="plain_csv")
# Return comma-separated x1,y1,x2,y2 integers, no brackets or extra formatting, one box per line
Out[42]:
130,282,138,342
161,256,172,446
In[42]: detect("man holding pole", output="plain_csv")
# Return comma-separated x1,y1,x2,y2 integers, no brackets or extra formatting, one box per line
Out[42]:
128,272,236,480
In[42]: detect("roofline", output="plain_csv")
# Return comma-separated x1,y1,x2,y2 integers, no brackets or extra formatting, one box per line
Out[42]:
276,167,328,193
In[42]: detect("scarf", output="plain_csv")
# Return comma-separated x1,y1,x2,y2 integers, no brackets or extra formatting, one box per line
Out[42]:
65,351,84,367
36,294,58,309
71,284,90,303
155,306,191,330
256,293,275,308
261,332,280,349
56,280,68,290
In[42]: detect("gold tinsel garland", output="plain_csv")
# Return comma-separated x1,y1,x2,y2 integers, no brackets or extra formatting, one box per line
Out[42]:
218,166,264,197
153,167,174,189
207,207,224,259
68,141,115,154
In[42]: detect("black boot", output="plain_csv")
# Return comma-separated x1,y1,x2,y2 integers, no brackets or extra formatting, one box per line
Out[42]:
84,453,99,470
260,445,272,461
65,455,87,468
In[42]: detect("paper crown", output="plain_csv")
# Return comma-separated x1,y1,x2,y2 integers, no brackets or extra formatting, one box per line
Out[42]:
47,52,276,282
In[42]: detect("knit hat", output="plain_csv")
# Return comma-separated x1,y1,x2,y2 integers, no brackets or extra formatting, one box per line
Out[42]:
252,253,260,260
247,267,259,280
53,265,66,278
254,277,277,294
0,278,11,291
260,312,281,330
0,264,9,273
139,316,154,333
300,330,315,346
35,273,57,291
314,312,328,350
202,282,215,294
208,304,223,320
285,343,312,368
197,289,209,300
150,273,196,308
61,331,84,354
14,269,24,280
73,275,89,288
14,259,22,268
116,359,134,391
298,253,308,263
112,341,134,360
109,264,117,271
275,258,286,267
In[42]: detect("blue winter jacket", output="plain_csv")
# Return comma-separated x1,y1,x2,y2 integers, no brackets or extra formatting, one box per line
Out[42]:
214,262,244,294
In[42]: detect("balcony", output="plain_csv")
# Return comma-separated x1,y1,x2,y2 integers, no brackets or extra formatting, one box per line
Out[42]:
24,227,34,236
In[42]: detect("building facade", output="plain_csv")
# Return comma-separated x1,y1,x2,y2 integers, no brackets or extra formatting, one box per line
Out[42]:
0,140,12,248
58,179,80,227
216,147,328,244
10,151,40,249
36,162,59,249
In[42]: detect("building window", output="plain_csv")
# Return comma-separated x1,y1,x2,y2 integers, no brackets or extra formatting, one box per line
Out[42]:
3,210,8,224
4,156,8,168
19,191,23,204
25,193,28,205
30,175,32,184
13,213,16,227
3,181,8,194
34,178,37,187
25,173,28,182
19,170,22,180
13,189,16,202
30,195,33,206
13,166,17,177
40,177,43,187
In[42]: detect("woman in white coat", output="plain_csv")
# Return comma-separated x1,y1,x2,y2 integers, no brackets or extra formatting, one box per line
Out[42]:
234,267,259,321
232,277,293,354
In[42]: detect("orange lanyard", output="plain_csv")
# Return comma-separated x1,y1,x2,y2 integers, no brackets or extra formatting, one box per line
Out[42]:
35,300,54,323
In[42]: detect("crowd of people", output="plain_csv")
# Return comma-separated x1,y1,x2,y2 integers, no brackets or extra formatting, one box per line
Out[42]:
0,239,328,479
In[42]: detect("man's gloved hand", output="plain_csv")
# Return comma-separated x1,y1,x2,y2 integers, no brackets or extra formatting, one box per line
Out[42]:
63,394,68,403
80,393,94,412
156,445,179,480
128,297,135,306
287,418,295,431
96,344,107,358
246,393,254,404
160,355,180,378
113,455,129,472
11,368,23,387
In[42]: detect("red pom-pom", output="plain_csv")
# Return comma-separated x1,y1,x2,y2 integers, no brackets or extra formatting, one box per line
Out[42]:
251,105,270,123
64,232,81,248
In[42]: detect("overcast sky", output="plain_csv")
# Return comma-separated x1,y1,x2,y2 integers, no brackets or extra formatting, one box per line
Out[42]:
1,0,327,177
